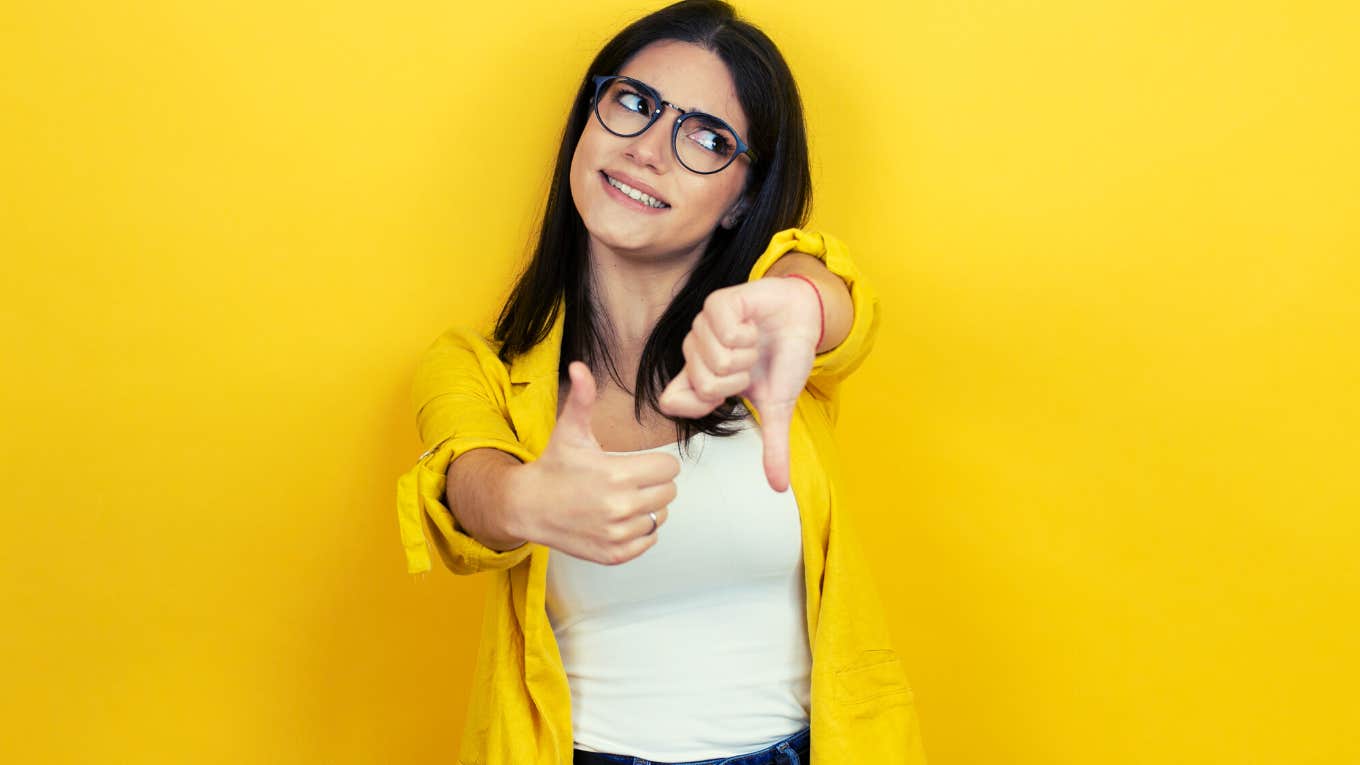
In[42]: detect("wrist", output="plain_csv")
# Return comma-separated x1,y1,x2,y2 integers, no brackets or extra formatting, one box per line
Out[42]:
498,460,536,545
781,273,825,350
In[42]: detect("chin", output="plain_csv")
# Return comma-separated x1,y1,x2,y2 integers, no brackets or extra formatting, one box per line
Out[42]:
590,224,658,256
579,207,656,254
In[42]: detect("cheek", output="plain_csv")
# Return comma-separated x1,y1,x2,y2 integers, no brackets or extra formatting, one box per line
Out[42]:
568,133,597,214
682,174,745,223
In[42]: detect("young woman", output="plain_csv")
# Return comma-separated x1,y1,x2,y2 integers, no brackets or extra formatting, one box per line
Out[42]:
395,1,928,763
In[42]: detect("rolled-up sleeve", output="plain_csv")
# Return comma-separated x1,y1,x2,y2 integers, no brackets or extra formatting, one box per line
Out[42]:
746,228,882,422
396,325,537,575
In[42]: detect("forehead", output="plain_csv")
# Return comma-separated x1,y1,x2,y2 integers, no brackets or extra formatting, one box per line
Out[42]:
617,40,748,135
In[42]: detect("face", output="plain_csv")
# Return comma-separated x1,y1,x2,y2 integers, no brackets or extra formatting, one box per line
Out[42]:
569,40,752,264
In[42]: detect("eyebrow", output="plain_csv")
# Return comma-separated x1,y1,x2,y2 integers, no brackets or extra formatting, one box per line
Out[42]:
631,76,712,120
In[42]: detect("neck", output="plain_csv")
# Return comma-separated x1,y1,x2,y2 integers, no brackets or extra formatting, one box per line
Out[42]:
586,236,707,352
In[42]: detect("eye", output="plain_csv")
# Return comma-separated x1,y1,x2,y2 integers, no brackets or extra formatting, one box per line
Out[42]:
685,126,734,157
614,89,652,116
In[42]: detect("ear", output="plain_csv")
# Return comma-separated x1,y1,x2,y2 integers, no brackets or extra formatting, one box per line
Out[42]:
720,197,751,230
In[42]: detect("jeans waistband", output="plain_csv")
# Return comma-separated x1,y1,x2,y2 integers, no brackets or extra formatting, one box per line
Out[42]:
572,726,810,765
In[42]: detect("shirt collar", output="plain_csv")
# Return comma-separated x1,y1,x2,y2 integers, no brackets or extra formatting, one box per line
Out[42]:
507,296,565,384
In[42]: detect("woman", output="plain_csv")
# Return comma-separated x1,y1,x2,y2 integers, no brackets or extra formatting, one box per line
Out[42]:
395,1,928,763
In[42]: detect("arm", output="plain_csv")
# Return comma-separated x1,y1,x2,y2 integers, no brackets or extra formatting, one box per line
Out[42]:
746,228,882,416
658,228,881,490
762,250,853,356
396,325,536,575
445,448,529,552
400,327,681,573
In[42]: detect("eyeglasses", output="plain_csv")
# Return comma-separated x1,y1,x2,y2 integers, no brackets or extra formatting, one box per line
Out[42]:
589,74,757,175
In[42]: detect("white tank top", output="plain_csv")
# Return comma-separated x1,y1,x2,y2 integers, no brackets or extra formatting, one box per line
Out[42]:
546,410,812,761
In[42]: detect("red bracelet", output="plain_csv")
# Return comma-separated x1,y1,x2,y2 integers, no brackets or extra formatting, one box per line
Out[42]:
782,273,825,350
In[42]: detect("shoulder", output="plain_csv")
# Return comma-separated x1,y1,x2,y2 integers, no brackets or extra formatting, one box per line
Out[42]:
412,325,513,407
421,324,505,362
745,228,853,283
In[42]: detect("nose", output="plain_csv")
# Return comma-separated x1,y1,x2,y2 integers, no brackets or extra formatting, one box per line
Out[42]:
623,112,675,173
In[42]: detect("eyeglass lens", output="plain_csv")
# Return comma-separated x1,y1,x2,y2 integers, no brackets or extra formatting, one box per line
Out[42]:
595,77,741,174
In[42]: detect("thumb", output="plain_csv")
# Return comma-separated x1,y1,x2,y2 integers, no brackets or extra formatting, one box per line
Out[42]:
557,361,600,447
658,370,707,418
756,398,795,493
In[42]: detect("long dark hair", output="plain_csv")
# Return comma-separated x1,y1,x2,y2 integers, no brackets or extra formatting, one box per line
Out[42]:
493,0,812,449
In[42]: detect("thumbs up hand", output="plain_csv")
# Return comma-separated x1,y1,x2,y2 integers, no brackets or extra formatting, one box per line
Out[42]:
657,278,822,493
513,361,681,565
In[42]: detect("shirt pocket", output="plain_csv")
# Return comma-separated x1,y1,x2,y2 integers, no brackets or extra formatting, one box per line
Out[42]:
834,648,916,705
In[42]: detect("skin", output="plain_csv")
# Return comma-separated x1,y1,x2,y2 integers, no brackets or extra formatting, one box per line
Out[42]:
567,39,752,352
449,40,854,565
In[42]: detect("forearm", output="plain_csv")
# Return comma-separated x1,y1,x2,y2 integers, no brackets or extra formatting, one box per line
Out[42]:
445,448,530,552
762,251,853,354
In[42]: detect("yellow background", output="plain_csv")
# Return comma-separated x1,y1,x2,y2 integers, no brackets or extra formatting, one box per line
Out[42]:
3,1,1356,762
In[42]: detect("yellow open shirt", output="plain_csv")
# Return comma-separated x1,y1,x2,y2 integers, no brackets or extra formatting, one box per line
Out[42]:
396,228,928,764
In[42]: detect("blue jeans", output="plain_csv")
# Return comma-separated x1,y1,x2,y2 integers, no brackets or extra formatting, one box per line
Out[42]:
572,726,811,765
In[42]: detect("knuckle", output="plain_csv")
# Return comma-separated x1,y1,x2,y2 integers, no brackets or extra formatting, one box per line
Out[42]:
730,322,758,348
709,322,734,346
715,351,738,375
682,335,700,363
604,495,631,517
694,378,724,400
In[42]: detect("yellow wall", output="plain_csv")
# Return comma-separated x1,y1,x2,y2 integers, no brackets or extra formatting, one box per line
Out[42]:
3,1,1356,762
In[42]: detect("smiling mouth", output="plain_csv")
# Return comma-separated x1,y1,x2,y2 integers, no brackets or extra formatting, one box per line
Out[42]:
602,172,670,209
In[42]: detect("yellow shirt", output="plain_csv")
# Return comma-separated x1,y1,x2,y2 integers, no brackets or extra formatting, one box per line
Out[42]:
396,228,928,764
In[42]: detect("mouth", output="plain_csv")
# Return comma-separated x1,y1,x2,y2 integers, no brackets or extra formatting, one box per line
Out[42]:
600,171,671,210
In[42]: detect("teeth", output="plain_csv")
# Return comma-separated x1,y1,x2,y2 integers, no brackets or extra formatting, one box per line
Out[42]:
606,175,668,209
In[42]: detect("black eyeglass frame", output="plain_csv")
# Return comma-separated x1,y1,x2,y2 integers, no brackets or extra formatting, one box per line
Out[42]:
589,74,757,175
